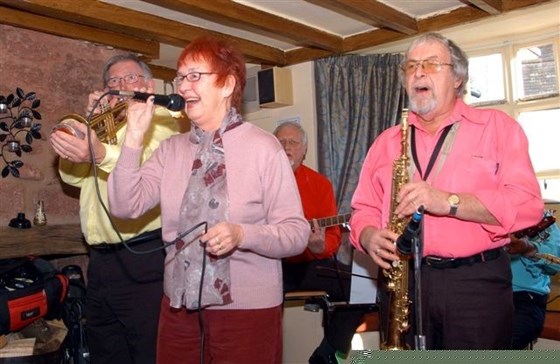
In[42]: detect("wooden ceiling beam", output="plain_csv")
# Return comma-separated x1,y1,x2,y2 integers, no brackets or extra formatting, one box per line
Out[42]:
0,5,159,58
461,0,503,15
1,0,286,66
148,64,178,83
141,0,343,52
417,6,489,33
501,0,551,11
284,48,333,66
342,29,405,53
305,0,418,35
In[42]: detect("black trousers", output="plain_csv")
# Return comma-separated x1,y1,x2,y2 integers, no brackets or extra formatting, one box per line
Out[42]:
86,232,165,364
283,259,369,353
418,249,513,349
512,291,547,349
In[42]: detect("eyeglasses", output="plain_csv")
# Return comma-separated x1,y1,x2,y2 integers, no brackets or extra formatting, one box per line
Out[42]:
106,74,145,88
173,72,217,86
401,59,454,75
278,138,301,147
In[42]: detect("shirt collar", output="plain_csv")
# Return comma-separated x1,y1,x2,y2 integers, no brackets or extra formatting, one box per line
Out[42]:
408,99,483,134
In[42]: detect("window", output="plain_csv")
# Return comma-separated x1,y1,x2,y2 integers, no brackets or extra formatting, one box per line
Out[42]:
465,53,506,105
518,108,560,203
467,35,560,202
514,43,559,101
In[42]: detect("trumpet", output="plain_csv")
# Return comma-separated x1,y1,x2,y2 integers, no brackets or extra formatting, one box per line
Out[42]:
54,102,127,145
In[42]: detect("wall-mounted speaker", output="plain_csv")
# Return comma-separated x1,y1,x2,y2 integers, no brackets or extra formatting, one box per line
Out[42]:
258,67,293,108
242,66,260,114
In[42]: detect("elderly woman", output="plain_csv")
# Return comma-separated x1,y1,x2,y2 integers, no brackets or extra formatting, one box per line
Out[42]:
107,36,309,363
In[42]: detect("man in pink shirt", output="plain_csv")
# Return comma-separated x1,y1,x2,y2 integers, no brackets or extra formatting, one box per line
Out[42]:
350,32,543,349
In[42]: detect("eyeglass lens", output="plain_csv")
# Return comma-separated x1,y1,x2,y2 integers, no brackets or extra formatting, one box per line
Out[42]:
107,74,142,87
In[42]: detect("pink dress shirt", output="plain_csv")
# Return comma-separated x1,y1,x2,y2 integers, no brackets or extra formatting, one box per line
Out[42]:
350,99,543,258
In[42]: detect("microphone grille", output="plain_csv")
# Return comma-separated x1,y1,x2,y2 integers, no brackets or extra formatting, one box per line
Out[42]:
168,94,185,112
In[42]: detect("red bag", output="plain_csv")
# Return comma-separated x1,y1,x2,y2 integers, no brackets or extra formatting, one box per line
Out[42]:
0,256,68,334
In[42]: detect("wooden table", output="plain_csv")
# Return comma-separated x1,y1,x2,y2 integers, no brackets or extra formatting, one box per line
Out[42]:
0,224,87,259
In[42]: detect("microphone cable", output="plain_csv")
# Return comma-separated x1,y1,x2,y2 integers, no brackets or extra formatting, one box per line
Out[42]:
332,252,349,304
198,238,208,364
315,265,377,281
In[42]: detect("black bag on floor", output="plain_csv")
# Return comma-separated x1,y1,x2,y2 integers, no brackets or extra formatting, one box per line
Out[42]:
60,264,89,364
0,256,69,335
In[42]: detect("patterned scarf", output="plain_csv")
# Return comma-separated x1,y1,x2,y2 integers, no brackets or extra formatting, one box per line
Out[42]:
169,107,243,309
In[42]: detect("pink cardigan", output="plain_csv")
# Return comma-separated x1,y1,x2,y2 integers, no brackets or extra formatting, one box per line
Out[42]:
108,122,309,309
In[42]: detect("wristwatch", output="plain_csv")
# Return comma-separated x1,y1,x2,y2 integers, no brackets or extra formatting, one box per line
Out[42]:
448,194,460,216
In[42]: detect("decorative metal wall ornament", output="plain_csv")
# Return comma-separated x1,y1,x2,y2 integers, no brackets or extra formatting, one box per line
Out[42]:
0,88,42,178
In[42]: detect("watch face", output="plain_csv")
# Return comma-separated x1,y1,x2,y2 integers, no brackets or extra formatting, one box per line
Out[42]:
448,194,460,205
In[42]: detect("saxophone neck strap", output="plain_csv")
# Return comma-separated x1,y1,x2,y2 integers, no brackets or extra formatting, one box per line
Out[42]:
410,122,458,181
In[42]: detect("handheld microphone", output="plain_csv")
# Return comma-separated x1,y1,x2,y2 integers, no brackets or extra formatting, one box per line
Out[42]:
396,207,423,255
108,90,185,112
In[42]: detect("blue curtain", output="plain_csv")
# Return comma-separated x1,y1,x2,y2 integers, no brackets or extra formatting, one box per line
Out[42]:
314,54,406,214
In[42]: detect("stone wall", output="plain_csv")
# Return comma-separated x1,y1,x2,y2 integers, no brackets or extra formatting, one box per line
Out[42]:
0,24,126,227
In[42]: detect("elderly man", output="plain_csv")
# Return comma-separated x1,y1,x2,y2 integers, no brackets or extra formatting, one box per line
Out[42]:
50,54,183,363
275,121,367,363
350,32,543,349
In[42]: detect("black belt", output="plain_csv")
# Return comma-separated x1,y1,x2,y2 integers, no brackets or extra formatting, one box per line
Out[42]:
422,247,501,269
89,228,162,254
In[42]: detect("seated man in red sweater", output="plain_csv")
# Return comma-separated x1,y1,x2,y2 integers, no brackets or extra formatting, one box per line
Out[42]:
274,121,368,364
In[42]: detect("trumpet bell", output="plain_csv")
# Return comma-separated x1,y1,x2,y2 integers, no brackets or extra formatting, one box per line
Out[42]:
52,116,86,139
55,102,127,145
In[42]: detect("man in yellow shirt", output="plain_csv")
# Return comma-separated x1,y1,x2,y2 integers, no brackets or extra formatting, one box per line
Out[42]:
50,54,183,364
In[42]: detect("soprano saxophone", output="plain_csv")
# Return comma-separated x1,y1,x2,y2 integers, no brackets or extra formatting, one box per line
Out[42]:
380,109,412,350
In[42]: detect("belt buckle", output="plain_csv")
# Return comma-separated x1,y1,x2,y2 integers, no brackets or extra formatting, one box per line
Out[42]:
425,256,443,266
426,256,455,268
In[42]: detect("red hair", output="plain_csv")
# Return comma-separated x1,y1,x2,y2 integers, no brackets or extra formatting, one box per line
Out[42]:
178,36,246,110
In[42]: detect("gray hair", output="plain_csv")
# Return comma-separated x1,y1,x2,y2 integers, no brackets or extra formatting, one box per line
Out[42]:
400,32,469,96
102,53,153,87
273,121,308,146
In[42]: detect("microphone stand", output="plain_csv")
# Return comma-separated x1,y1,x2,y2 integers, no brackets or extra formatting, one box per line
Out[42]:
412,216,426,350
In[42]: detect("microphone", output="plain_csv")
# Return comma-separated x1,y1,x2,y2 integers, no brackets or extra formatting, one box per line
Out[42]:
396,207,423,255
108,90,185,112
470,88,481,98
